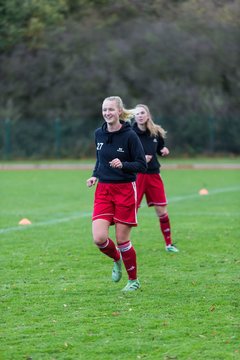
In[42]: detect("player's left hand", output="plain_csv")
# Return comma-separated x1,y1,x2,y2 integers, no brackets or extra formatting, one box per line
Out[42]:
109,158,123,169
161,147,170,156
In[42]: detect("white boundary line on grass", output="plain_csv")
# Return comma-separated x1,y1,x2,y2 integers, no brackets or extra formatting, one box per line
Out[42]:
0,212,92,235
0,186,239,235
165,185,240,203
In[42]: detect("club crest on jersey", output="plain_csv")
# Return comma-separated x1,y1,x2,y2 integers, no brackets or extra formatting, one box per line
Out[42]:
117,147,124,153
153,138,157,142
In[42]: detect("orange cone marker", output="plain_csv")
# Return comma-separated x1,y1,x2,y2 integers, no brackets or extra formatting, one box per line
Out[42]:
199,188,209,195
18,218,32,225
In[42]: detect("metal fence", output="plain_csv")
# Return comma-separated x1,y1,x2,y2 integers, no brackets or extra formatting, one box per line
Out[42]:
0,118,99,159
0,117,239,159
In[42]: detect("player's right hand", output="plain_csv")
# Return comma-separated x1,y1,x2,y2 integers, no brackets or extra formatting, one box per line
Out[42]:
86,177,97,187
145,155,153,163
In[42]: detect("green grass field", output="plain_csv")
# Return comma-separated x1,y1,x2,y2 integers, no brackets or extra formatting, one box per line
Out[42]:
0,163,239,359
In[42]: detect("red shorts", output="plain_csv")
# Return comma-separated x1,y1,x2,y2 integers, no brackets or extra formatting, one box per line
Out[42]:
136,173,168,207
92,182,138,226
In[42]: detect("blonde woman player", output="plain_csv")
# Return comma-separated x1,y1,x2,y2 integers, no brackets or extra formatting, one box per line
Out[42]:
86,96,147,291
133,104,179,253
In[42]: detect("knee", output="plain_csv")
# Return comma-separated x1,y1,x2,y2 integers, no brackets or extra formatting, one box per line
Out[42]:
156,206,168,218
92,220,109,245
92,232,107,246
159,210,168,218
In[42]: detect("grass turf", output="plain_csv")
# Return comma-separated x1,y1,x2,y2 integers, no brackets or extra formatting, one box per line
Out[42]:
0,165,239,359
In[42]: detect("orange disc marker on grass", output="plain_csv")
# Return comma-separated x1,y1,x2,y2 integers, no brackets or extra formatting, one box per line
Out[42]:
199,188,209,195
18,218,32,225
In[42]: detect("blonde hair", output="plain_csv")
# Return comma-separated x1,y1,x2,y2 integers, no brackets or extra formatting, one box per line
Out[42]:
103,96,134,121
135,104,167,138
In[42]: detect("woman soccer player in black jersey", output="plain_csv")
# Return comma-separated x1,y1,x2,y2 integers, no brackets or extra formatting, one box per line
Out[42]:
86,96,147,291
133,104,179,253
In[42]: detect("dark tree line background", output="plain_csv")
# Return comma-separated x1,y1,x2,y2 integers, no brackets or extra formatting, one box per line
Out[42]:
0,0,239,158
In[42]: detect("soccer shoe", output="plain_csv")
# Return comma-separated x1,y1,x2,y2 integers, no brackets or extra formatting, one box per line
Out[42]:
166,244,179,253
122,279,140,292
112,257,122,282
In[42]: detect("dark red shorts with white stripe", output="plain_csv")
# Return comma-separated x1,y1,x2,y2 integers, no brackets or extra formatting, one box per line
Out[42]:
92,182,138,226
136,173,168,207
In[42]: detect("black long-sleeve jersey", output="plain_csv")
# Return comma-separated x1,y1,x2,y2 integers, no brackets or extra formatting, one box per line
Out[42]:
132,122,165,174
92,121,147,183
